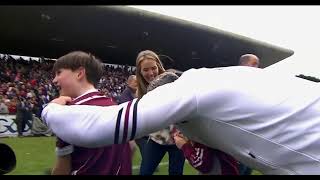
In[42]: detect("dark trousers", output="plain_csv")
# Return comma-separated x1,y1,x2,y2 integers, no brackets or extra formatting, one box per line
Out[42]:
139,139,185,175
16,118,26,136
238,163,252,175
135,136,149,158
16,111,32,136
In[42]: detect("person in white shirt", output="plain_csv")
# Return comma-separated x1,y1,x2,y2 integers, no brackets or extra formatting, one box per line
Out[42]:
237,53,260,175
42,66,320,175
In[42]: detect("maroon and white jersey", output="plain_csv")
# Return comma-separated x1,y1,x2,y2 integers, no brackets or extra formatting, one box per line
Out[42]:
181,142,239,175
55,90,132,175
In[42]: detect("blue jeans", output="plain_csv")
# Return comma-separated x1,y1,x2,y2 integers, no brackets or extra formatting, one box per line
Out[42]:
139,139,185,175
238,163,252,175
135,136,148,159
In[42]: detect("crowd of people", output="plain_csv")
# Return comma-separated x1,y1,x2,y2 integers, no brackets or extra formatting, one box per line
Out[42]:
98,64,135,100
0,56,57,116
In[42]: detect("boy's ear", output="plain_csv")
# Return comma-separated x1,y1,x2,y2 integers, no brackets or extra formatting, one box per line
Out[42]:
77,67,86,79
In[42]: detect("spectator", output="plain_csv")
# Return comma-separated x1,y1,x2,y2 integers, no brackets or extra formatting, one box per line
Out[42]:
118,75,137,104
0,98,9,114
135,50,185,175
15,97,32,137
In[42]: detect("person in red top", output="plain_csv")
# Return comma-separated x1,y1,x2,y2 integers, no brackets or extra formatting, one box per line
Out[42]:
30,79,37,86
7,97,17,114
173,131,239,175
51,51,132,175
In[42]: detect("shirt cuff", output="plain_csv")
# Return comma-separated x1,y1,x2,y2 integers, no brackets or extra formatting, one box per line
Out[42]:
56,145,74,156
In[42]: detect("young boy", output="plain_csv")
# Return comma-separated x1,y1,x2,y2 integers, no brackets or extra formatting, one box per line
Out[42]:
51,51,132,175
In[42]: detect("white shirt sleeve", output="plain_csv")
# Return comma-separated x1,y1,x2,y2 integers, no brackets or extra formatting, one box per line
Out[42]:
55,145,74,157
42,79,197,148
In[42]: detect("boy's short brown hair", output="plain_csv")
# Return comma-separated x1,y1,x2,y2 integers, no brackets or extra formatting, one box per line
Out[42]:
53,51,103,86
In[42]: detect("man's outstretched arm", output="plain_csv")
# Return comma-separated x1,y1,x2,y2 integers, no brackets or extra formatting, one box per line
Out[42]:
42,82,197,148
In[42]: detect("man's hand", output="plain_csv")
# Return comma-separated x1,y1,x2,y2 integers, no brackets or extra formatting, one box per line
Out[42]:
50,96,72,105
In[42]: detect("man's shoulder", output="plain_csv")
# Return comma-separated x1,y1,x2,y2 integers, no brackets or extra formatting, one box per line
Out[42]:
118,88,135,104
121,87,132,95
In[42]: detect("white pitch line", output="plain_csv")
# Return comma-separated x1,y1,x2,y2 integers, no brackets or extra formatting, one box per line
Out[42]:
132,162,169,170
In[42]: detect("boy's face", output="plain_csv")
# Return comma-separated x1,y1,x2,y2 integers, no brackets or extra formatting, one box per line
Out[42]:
53,68,79,97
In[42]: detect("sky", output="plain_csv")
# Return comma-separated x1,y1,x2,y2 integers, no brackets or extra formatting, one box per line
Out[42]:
131,6,320,78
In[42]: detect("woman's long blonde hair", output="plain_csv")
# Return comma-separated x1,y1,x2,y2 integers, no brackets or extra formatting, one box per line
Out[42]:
135,50,166,99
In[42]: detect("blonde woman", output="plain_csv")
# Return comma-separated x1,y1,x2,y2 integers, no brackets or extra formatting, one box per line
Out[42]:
135,50,185,175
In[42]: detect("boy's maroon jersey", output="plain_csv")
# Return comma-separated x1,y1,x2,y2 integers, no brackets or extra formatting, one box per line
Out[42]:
56,91,132,175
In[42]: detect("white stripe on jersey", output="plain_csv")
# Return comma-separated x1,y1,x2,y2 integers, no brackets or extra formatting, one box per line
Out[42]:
74,95,106,105
71,154,93,175
193,148,204,168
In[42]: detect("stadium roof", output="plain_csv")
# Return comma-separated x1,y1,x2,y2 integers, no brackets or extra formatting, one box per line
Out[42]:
0,6,294,71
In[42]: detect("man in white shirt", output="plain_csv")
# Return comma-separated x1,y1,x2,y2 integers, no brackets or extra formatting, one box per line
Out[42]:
42,66,320,175
237,53,260,175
